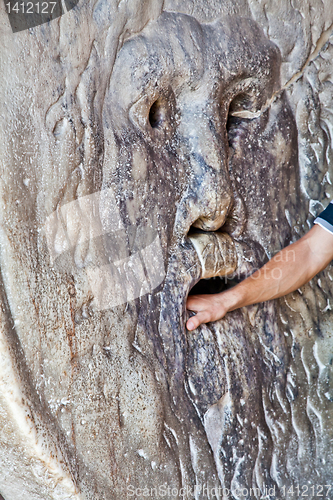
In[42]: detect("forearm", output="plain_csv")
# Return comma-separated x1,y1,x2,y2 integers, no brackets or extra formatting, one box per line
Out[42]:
226,225,333,312
186,224,333,331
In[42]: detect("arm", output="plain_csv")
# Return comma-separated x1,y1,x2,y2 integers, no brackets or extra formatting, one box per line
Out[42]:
186,224,333,331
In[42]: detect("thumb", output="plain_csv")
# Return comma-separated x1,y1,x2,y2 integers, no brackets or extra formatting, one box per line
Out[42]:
186,311,210,331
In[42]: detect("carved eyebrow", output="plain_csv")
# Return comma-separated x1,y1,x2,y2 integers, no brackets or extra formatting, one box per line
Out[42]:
112,16,207,104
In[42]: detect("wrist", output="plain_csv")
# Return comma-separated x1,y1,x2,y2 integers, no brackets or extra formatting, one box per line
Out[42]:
218,284,246,313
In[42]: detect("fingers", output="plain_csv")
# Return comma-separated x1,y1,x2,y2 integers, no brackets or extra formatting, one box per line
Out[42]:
186,295,211,330
186,294,211,312
186,293,228,330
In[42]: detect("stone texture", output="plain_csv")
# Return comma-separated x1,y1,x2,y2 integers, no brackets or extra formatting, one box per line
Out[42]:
0,0,333,499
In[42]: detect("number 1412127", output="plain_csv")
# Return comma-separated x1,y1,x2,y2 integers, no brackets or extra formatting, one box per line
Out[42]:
6,2,57,14
281,484,331,497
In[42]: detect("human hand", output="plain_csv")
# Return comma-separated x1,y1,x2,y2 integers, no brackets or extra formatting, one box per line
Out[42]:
186,293,228,331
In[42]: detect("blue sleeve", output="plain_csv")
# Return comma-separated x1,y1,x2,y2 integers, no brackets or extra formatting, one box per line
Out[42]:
314,201,333,235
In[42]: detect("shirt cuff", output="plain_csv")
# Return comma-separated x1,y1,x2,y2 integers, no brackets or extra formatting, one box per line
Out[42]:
314,218,333,235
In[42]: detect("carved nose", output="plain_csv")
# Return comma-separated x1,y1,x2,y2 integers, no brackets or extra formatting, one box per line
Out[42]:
175,109,233,235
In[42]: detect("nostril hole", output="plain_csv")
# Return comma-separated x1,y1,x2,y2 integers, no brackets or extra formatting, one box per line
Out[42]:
149,99,164,128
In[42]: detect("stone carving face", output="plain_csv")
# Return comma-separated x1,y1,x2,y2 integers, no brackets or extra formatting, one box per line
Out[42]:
0,10,304,500
99,11,299,493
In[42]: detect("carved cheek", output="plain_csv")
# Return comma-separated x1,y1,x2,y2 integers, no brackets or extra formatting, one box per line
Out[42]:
131,148,148,181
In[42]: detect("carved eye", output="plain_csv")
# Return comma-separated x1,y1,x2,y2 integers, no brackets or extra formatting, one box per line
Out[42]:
226,94,250,144
129,90,176,137
226,87,262,146
147,92,177,138
228,92,253,117
149,98,165,128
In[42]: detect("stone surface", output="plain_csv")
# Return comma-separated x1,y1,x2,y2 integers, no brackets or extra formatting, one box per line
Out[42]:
0,0,333,499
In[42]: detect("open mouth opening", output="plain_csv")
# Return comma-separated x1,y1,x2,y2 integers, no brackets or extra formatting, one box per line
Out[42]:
189,275,240,295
